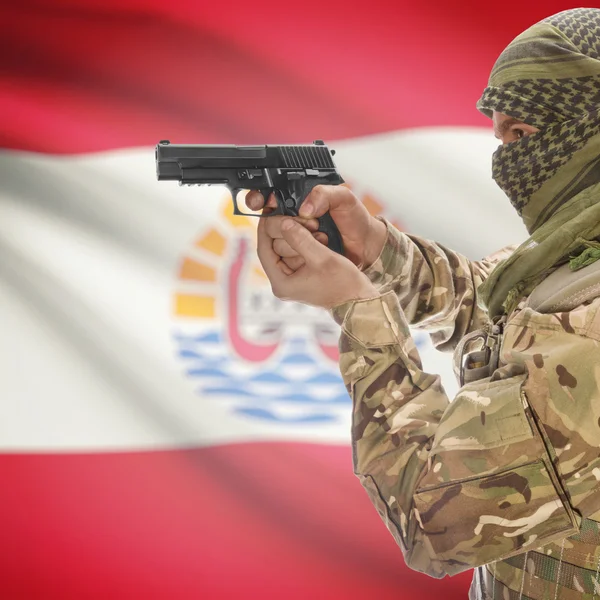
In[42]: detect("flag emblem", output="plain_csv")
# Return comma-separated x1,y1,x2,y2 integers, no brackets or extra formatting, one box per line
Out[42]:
171,196,350,424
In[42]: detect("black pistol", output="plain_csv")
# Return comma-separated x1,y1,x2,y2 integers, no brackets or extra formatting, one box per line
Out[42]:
155,140,345,254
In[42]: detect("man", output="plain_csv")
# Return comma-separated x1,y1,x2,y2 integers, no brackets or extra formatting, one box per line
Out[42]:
247,8,600,599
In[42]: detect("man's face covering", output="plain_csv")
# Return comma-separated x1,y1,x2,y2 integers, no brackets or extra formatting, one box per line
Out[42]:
477,8,600,235
476,8,600,319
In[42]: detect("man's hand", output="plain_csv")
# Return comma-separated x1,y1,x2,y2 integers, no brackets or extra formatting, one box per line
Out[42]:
246,185,388,271
258,216,379,309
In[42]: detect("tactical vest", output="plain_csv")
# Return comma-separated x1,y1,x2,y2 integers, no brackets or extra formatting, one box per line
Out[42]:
470,517,600,599
455,260,600,600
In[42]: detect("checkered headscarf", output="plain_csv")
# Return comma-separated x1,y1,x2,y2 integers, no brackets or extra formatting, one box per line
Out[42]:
477,8,600,234
477,9,600,318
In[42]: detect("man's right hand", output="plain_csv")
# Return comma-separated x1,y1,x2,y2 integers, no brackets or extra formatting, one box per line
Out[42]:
245,185,388,272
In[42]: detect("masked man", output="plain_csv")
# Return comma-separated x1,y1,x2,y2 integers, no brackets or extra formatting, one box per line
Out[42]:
247,8,600,599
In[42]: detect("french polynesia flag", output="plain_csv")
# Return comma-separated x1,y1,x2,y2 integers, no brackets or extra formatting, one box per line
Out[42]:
0,1,580,599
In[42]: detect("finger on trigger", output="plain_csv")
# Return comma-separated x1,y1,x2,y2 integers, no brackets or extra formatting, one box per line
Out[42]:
245,190,264,211
261,204,277,216
266,193,278,208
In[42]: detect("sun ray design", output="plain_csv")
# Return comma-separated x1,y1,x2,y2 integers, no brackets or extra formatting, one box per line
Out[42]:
179,258,217,282
253,266,268,281
195,229,226,256
174,294,215,318
175,195,260,320
362,193,385,216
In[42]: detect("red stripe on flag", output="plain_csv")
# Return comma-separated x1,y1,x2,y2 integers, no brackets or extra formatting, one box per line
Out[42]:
1,0,587,152
0,443,471,599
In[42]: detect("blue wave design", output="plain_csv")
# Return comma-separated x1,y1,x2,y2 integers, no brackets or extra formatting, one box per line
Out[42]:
173,331,222,344
177,349,206,360
331,393,351,404
285,392,349,404
174,329,348,424
197,332,222,343
203,386,255,398
186,367,229,378
279,353,317,365
249,372,289,384
234,407,337,423
198,358,228,368
305,373,342,385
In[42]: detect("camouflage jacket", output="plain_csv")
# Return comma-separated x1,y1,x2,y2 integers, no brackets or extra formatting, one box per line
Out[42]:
331,218,600,579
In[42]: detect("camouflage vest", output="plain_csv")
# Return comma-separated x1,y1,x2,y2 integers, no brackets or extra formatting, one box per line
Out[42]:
457,260,600,599
470,518,600,599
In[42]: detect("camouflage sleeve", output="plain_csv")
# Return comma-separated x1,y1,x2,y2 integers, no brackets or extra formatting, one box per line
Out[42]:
363,218,516,351
332,292,587,578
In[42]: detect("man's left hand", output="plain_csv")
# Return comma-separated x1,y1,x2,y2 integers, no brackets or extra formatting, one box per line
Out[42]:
257,217,379,309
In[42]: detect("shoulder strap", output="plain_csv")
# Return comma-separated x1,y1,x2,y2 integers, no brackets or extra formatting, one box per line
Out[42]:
527,259,600,313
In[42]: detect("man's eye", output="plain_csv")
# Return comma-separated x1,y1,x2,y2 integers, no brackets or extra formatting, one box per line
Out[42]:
513,128,525,139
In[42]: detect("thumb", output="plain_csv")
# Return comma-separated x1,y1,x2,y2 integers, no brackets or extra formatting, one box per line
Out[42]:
299,185,354,219
280,219,328,264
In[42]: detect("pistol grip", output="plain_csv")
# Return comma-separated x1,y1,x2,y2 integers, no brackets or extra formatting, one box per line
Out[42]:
263,182,345,255
293,180,345,256
316,212,344,255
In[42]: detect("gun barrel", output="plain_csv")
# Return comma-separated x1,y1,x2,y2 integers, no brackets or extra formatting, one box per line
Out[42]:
155,140,337,181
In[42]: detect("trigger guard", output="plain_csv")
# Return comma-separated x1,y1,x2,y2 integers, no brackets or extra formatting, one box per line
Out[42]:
231,188,244,215
262,188,286,216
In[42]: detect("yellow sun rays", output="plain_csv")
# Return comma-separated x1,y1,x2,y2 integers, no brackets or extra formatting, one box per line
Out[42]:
174,196,258,318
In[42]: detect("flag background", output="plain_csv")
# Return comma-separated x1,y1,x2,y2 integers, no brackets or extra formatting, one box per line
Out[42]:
0,2,591,599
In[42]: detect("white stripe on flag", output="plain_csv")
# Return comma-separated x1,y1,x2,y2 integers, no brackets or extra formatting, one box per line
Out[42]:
0,128,526,451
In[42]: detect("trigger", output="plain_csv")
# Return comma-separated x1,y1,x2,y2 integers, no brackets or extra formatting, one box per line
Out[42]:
266,189,286,216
